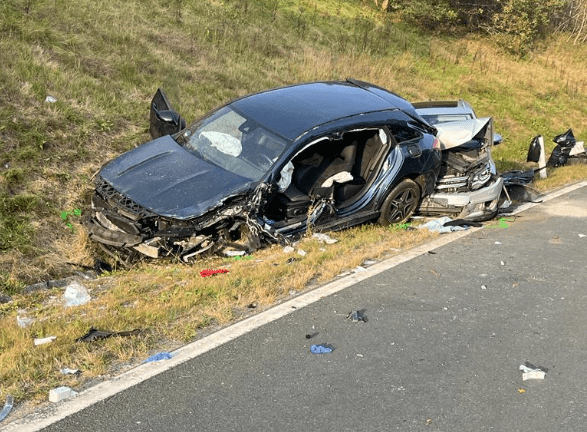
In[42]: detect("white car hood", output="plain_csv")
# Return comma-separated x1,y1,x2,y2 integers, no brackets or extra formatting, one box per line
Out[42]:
434,118,492,150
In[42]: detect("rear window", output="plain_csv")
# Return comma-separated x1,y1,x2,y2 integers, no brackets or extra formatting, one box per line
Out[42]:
422,114,473,125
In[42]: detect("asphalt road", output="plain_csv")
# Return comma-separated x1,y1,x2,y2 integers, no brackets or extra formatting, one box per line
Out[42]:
10,183,587,431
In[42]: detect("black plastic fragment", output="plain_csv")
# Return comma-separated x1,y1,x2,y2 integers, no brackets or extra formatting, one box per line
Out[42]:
76,327,142,342
526,136,541,163
547,129,576,167
347,310,368,322
500,169,535,186
443,219,483,228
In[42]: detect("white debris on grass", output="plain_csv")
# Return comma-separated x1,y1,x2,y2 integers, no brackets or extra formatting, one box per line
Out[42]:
312,233,338,244
283,246,295,253
49,386,78,403
63,281,91,307
17,315,35,328
34,336,56,346
224,250,246,257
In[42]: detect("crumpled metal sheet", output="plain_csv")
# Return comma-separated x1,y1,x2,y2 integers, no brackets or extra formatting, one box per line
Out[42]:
434,118,492,150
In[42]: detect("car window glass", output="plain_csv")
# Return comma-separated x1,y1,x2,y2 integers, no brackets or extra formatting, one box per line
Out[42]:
387,121,421,143
421,114,473,125
183,106,288,181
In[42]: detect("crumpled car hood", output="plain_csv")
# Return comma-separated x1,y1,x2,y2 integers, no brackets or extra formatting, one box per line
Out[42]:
434,118,492,150
99,135,255,219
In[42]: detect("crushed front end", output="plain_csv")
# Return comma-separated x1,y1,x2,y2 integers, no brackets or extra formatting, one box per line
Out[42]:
83,177,280,265
418,118,503,221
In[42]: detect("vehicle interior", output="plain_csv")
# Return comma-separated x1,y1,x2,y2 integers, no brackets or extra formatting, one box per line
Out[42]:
265,128,392,225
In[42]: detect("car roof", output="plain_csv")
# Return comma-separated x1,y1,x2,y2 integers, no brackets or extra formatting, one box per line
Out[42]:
230,79,418,141
412,100,475,117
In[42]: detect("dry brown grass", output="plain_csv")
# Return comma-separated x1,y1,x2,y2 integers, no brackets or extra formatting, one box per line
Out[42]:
0,222,437,404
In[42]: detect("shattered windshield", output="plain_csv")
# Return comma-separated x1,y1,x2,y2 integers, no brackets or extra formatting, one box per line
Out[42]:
180,106,288,181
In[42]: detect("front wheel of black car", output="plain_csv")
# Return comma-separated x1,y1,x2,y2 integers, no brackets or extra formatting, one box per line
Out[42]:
378,179,421,225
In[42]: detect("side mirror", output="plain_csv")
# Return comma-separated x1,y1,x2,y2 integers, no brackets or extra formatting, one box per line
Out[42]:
149,89,187,139
493,133,503,145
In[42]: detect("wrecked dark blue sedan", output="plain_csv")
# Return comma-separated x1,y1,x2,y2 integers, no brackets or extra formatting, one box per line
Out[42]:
83,79,441,263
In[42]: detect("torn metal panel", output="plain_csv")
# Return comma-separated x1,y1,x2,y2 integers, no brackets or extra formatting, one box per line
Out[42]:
434,118,493,150
417,117,501,221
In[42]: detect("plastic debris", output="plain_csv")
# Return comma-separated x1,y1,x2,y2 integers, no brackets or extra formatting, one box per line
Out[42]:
419,217,468,233
199,269,229,277
310,344,333,354
501,169,536,186
481,285,487,290
526,136,541,163
60,368,80,375
45,95,57,103
34,336,56,346
0,395,13,423
17,315,35,328
63,282,91,307
352,266,367,273
76,327,141,342
443,219,483,228
519,363,547,380
144,352,173,363
49,386,77,403
579,234,586,238
347,310,368,322
487,217,514,229
312,233,338,244
548,129,576,167
283,246,295,253
297,249,307,257
224,250,246,257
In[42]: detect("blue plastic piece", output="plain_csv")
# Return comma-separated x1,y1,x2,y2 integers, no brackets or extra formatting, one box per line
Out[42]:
310,344,333,354
144,352,173,363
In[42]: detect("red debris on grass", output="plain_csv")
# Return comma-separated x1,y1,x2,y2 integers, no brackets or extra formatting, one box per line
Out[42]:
200,269,229,277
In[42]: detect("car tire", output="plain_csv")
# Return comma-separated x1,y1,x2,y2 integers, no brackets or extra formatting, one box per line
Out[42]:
377,179,421,225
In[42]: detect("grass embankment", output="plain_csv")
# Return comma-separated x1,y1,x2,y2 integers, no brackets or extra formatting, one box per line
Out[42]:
1,0,586,407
